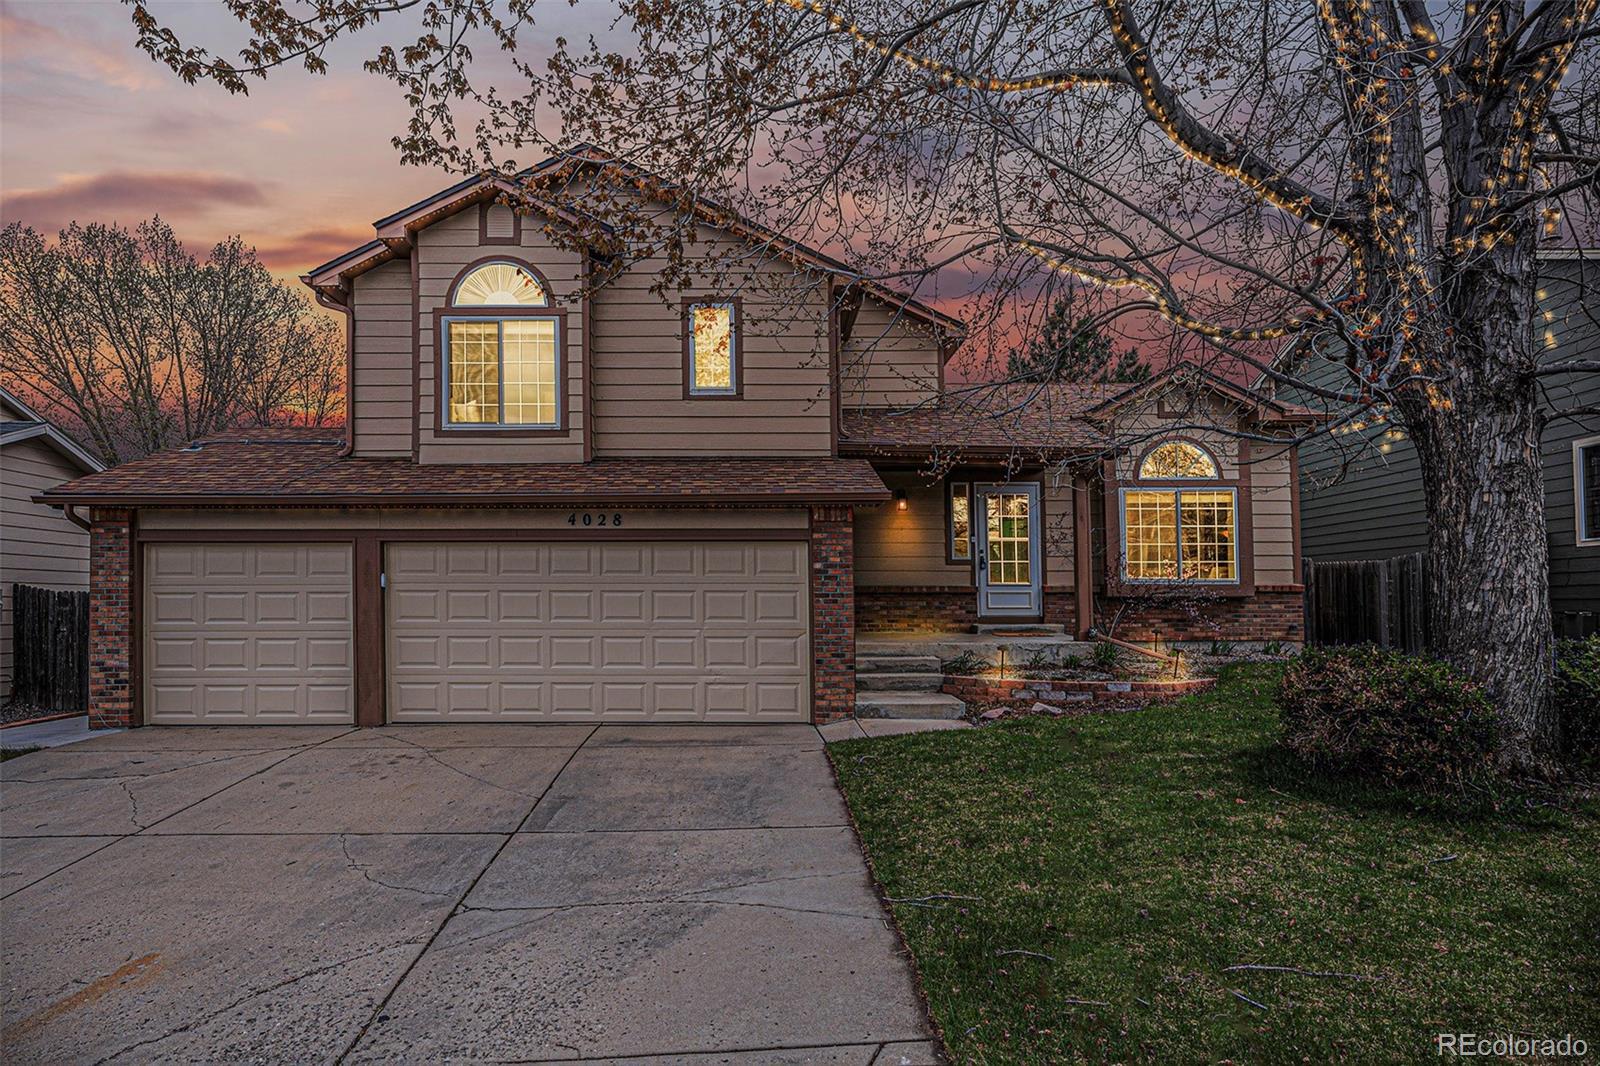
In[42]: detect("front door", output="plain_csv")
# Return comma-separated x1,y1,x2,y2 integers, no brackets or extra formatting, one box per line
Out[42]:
975,482,1042,618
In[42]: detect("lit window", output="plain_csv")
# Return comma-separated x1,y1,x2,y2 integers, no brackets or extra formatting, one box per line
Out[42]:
1122,439,1237,582
1139,441,1218,479
444,318,559,427
948,481,971,560
1578,437,1600,546
453,262,548,306
687,302,737,394
987,491,1032,585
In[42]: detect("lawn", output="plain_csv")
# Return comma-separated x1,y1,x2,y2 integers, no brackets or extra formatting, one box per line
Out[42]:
830,665,1600,1064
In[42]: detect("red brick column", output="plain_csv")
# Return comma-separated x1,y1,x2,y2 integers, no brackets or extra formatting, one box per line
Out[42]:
89,508,134,729
810,505,855,724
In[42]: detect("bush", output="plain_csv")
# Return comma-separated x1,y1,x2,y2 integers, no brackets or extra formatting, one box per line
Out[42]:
1556,636,1600,767
1277,646,1503,797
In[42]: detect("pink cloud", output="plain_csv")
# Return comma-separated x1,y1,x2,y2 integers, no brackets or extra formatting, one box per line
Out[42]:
0,8,162,93
251,228,373,272
1,170,272,234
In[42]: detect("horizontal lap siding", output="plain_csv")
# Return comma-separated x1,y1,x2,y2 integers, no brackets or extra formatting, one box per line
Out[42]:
416,210,588,463
1249,449,1298,585
840,298,942,408
1,441,92,698
1539,261,1600,616
351,260,414,457
137,507,811,532
590,226,832,456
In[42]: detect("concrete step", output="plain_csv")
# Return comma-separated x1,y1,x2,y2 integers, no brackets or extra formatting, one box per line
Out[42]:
856,653,942,674
854,691,968,720
855,671,946,692
858,636,1099,664
971,623,1068,636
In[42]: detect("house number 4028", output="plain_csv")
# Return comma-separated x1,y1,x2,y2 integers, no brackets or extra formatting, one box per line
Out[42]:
567,512,624,527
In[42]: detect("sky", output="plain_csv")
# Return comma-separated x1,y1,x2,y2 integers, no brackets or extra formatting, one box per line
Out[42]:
0,0,578,280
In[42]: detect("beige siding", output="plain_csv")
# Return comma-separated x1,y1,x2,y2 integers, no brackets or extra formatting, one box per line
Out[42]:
856,470,1074,588
1,440,92,699
590,222,833,457
839,296,942,408
350,259,414,457
1250,446,1299,585
138,507,809,532
416,209,589,463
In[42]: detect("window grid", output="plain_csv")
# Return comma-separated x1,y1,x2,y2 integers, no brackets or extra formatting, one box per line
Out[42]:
1124,489,1178,580
1139,441,1219,480
689,303,736,393
985,492,1032,586
447,321,499,424
1121,488,1237,583
1179,490,1237,581
950,482,971,560
444,316,560,428
502,320,558,425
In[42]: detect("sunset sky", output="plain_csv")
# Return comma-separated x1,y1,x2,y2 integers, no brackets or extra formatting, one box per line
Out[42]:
0,0,595,279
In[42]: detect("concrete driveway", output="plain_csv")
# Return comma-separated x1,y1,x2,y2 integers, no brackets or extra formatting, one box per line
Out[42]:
1,724,938,1065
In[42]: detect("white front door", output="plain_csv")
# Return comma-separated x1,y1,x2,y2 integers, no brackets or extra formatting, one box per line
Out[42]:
975,482,1042,618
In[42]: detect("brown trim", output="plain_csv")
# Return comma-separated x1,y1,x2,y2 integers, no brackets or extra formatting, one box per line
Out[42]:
446,253,558,308
353,534,384,727
134,527,811,544
943,476,973,566
581,248,594,463
1131,436,1222,479
477,201,523,246
431,305,573,439
130,511,144,728
410,249,421,460
1073,470,1093,639
58,490,892,508
841,443,1089,463
1289,443,1303,582
681,296,745,399
828,282,841,459
315,290,356,459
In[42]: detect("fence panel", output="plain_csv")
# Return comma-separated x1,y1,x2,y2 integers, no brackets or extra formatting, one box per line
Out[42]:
1302,553,1429,653
11,583,90,712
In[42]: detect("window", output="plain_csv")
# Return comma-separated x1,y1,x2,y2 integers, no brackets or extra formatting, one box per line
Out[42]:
948,481,972,561
442,261,560,429
1121,439,1237,582
686,301,737,395
987,491,1032,585
1578,436,1600,547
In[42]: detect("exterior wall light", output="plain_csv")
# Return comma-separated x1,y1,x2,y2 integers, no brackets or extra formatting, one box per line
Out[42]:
893,488,908,511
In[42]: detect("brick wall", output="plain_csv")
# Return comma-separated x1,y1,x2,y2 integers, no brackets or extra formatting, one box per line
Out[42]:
810,506,855,724
89,508,134,730
1098,587,1304,643
857,586,1078,634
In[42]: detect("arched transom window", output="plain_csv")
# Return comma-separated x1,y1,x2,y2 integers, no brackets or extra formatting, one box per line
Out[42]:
1139,440,1218,480
452,262,548,307
1122,439,1237,583
442,261,560,428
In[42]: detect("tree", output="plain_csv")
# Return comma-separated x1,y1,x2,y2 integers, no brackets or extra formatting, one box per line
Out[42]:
121,1,1600,763
1008,293,1149,384
0,217,343,465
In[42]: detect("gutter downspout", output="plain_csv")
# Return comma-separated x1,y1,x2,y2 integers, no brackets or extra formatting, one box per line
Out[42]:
315,288,356,458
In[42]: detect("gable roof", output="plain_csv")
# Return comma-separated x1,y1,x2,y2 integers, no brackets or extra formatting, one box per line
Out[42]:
0,386,105,474
302,144,962,339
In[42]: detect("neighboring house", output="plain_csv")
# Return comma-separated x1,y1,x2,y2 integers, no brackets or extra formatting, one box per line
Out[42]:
1,386,105,701
41,148,1312,730
1273,252,1598,633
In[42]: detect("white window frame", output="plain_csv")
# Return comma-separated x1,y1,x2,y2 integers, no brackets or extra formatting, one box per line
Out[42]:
1576,435,1600,547
449,260,549,307
1118,485,1241,585
686,300,739,396
440,314,563,429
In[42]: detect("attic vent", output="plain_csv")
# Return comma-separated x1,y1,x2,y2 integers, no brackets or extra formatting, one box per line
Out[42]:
484,203,516,239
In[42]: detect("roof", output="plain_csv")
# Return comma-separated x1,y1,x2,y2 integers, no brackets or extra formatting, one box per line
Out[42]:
303,144,962,339
0,386,105,473
39,430,891,507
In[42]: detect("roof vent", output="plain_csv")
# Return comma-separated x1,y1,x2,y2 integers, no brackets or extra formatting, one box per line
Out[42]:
183,441,204,452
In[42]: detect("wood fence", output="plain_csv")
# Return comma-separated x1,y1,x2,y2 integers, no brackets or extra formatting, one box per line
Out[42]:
1302,553,1430,653
10,583,90,712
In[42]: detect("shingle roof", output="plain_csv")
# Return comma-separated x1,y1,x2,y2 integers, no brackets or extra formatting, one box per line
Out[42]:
40,430,890,506
840,383,1116,459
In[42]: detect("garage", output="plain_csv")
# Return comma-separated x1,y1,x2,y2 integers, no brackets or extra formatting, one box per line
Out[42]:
385,540,810,722
143,543,355,725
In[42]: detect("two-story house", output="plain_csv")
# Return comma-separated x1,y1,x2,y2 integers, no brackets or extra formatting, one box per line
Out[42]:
42,149,1312,729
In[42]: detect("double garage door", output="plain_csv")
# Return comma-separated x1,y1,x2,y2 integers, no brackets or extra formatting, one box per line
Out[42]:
143,540,809,724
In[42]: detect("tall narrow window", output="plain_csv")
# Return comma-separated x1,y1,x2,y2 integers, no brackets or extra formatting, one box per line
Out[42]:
948,481,972,561
443,261,560,429
686,301,738,395
1578,436,1600,546
1121,440,1237,583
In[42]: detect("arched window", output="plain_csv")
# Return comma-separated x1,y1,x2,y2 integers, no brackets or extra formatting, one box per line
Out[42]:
1138,440,1218,480
442,260,560,428
451,261,548,307
1122,439,1237,583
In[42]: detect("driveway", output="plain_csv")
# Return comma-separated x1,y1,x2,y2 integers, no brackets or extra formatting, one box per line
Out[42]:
1,724,938,1065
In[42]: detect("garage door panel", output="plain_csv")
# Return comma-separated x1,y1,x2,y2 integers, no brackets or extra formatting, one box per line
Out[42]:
144,543,355,725
387,541,808,722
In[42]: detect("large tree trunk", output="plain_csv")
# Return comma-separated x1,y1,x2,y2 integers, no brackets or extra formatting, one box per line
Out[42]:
1404,255,1555,764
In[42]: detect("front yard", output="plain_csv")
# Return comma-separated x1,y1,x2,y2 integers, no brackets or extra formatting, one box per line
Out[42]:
831,666,1600,1064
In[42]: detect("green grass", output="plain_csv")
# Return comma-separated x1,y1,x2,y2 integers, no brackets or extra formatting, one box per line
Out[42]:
830,665,1600,1064
0,746,40,761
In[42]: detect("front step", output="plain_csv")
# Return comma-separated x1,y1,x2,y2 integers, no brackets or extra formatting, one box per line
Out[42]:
857,653,942,674
971,623,1068,636
854,691,968,720
856,671,946,692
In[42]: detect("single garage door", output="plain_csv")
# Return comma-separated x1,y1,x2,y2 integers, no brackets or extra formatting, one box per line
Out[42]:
386,541,809,722
144,543,355,724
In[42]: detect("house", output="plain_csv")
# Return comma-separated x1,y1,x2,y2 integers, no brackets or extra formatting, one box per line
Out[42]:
1275,251,1598,636
1,386,105,702
40,149,1312,729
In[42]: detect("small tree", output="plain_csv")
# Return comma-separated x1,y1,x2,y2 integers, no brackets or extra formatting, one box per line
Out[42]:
0,217,344,465
1007,293,1150,384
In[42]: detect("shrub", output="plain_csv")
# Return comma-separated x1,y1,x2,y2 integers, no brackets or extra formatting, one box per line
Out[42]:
1092,640,1121,671
1277,646,1503,797
1556,636,1600,767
